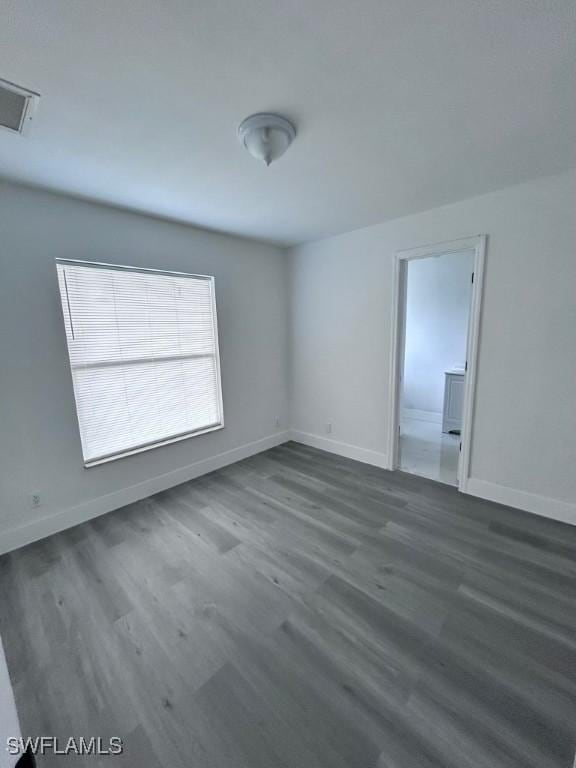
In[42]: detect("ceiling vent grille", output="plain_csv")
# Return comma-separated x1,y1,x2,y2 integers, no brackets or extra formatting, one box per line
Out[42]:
0,78,40,134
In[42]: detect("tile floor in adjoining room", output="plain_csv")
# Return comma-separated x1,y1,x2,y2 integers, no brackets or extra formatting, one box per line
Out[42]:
399,415,460,486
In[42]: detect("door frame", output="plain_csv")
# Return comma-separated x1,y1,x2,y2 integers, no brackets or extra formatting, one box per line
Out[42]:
386,235,486,492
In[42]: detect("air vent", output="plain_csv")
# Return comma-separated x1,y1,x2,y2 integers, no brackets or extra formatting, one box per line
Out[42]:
0,78,40,134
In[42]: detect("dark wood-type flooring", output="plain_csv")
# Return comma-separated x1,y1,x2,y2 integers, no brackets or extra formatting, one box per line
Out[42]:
1,442,575,767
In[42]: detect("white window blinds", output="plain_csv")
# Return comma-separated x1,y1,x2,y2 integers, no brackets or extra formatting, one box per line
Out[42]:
56,260,224,466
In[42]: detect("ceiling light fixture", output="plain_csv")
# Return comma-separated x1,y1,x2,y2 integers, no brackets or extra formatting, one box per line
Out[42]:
237,113,296,166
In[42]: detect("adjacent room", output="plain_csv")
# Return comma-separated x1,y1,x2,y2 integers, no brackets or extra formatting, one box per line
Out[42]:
0,2,575,767
399,249,474,486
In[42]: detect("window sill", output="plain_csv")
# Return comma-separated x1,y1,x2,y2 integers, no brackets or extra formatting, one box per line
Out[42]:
83,422,225,467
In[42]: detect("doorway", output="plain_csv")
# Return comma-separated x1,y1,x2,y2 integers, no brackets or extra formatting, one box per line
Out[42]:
386,236,486,491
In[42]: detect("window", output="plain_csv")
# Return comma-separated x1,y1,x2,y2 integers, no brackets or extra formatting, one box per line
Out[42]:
56,260,224,466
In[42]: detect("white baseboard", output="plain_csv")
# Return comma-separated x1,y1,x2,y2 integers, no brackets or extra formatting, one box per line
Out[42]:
402,408,442,424
465,478,576,527
3,428,573,556
289,430,388,469
290,431,576,528
0,432,290,557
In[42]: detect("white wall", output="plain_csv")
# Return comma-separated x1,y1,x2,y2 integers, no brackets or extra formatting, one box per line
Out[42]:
1,170,575,550
0,181,289,553
289,170,576,522
403,250,473,415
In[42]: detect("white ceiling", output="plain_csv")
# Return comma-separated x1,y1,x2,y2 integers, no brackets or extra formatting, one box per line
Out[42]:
1,0,575,245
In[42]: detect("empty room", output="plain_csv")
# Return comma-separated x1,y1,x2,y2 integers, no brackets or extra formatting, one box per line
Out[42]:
0,2,575,767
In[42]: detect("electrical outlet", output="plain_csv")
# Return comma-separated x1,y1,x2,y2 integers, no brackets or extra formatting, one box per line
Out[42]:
30,492,41,508
326,422,333,434
275,416,281,429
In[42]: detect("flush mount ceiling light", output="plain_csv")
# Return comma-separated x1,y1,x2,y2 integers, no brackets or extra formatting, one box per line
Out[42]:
237,113,296,166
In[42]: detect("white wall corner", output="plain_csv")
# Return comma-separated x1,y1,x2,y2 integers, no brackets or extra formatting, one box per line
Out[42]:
0,431,290,557
465,478,576,527
288,430,388,469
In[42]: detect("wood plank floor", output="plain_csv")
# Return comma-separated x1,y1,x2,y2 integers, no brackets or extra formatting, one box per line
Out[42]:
1,441,575,767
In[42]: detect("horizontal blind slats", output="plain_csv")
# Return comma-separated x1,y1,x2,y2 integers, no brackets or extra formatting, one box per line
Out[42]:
56,262,223,464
